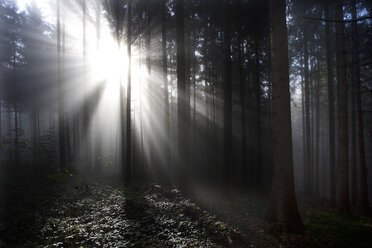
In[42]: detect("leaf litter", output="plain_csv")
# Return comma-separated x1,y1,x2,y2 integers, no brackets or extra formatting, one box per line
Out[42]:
1,182,256,247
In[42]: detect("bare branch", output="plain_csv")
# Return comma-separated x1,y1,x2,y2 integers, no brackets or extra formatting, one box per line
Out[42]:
304,15,372,23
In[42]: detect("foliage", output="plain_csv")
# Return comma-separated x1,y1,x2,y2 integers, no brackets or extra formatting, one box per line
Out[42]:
47,167,77,182
303,210,372,248
39,128,57,166
0,182,255,247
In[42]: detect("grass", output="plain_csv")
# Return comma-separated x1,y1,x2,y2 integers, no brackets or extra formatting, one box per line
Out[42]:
303,209,372,248
192,187,372,248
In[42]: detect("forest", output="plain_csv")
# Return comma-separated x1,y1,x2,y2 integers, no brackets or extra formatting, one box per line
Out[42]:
0,0,371,247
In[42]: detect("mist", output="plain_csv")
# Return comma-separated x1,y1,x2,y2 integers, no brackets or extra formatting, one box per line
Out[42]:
0,0,372,247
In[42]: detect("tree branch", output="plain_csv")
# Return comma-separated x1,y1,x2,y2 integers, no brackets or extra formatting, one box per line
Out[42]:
304,15,372,23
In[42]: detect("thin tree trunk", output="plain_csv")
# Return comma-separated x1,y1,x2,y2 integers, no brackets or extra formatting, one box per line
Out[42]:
335,0,350,213
83,0,90,172
162,0,170,182
325,3,336,205
265,0,303,233
176,0,187,188
303,15,312,195
254,39,261,187
119,38,126,179
57,0,65,169
351,0,368,210
62,3,71,167
223,0,232,189
300,63,306,189
94,0,102,174
0,101,2,138
315,53,320,196
238,35,247,183
125,0,132,184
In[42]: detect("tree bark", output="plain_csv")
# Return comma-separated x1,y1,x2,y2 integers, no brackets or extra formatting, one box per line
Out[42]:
335,0,350,213
254,39,261,187
94,0,102,174
314,52,320,196
325,2,336,205
238,34,247,183
303,14,312,195
223,0,232,188
83,0,90,172
265,0,303,233
162,0,170,181
57,0,65,169
351,0,368,210
0,100,2,138
125,0,132,184
176,0,187,188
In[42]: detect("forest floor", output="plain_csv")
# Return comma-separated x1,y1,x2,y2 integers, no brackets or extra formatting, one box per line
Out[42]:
0,167,371,248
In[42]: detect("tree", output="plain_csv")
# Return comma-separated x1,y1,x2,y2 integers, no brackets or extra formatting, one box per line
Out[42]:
57,0,66,169
162,0,170,180
303,11,312,195
325,1,336,205
223,0,232,188
176,0,187,188
126,0,132,183
351,0,368,211
335,0,349,213
265,0,304,233
94,0,102,174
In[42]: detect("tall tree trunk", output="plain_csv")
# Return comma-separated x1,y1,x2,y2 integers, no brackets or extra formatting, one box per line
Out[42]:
254,39,261,187
301,70,306,185
125,0,132,184
62,3,71,166
335,0,350,213
57,0,65,169
310,59,314,194
350,59,357,206
6,105,11,138
83,0,90,171
223,0,232,188
303,15,312,195
14,78,19,166
0,101,2,138
314,53,320,196
176,0,187,188
184,6,191,180
265,0,303,233
238,35,247,183
94,0,102,174
162,0,170,181
325,3,336,205
351,0,368,211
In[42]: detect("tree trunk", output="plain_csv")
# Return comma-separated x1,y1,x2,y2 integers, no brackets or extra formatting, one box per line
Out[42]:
335,0,350,213
314,53,320,196
57,0,65,169
0,100,2,138
351,0,368,211
83,0,90,171
325,3,336,205
303,15,312,195
94,0,102,174
238,35,247,183
223,0,232,188
125,0,132,184
176,0,187,188
265,0,303,233
162,0,170,181
254,39,261,187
